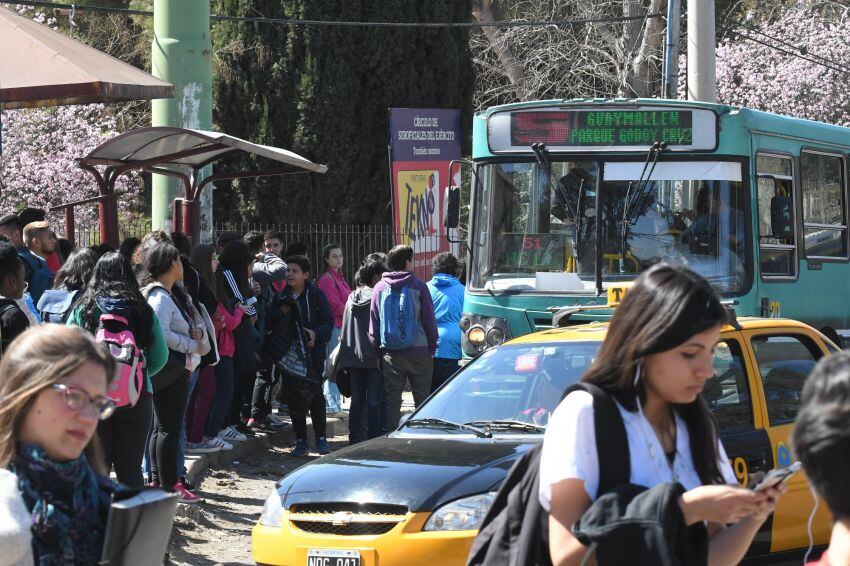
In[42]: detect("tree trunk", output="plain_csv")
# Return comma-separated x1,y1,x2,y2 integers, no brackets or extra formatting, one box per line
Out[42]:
472,0,528,101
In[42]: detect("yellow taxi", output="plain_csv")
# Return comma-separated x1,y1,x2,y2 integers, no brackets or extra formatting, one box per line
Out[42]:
253,309,835,565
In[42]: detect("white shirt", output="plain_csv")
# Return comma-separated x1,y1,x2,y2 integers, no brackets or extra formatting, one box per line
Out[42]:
539,391,738,511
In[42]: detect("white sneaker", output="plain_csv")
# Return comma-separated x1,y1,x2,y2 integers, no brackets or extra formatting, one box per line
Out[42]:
208,436,234,451
185,440,221,454
219,425,248,442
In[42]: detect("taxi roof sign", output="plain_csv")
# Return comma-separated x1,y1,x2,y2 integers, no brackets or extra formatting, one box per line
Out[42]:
607,284,633,307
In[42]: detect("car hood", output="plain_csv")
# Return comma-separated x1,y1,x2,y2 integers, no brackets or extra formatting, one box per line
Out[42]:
277,435,536,512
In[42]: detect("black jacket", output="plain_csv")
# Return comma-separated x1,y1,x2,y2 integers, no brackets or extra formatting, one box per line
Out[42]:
265,282,333,381
467,382,707,566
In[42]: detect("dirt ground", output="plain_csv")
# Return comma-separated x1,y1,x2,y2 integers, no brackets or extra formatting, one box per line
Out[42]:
165,436,349,566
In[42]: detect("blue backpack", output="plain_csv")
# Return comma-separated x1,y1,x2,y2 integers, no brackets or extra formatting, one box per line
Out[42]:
379,286,419,349
37,289,79,323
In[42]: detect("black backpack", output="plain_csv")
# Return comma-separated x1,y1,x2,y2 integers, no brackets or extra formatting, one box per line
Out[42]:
467,382,628,566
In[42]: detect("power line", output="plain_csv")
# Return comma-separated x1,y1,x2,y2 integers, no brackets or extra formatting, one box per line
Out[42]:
1,0,663,28
730,29,850,76
733,20,844,70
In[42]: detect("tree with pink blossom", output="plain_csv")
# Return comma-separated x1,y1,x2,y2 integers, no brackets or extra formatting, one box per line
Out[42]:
0,104,142,226
706,3,850,125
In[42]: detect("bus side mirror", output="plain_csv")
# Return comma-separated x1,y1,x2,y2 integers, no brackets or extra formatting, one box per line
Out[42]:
444,185,461,229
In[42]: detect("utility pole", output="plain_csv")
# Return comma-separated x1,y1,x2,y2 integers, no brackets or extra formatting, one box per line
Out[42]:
687,0,716,103
662,0,681,99
151,0,213,242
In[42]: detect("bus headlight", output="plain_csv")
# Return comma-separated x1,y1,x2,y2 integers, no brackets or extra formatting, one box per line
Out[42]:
467,326,486,347
486,327,505,347
423,493,496,531
259,488,283,527
462,314,511,356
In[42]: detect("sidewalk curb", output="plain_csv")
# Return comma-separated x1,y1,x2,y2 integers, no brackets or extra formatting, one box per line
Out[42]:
184,414,350,486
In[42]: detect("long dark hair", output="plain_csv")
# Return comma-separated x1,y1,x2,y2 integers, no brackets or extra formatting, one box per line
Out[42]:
77,252,154,349
215,239,252,309
320,243,341,277
582,263,727,485
53,247,98,291
190,244,217,295
139,241,193,317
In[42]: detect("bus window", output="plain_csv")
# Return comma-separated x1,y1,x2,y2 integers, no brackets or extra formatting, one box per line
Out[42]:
801,151,847,259
756,154,796,277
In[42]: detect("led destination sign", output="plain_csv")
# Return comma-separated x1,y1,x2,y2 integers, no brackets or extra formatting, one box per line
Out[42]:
487,106,717,153
510,110,693,146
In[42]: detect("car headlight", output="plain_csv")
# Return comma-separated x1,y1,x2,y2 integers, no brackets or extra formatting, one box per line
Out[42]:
461,314,511,356
259,488,283,527
467,326,486,347
422,492,496,531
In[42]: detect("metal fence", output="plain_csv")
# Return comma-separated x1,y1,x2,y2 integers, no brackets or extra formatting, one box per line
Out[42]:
214,223,453,282
56,219,455,282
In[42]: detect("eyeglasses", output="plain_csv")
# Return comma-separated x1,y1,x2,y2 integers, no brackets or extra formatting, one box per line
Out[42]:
51,384,116,420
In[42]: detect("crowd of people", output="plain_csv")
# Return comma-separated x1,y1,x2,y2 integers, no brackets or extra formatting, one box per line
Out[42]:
0,211,467,510
5,210,846,565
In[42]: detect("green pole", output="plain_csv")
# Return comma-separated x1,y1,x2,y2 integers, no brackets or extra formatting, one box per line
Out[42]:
151,0,213,241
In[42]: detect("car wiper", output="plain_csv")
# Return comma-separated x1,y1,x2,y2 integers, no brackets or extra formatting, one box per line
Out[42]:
402,418,492,438
465,420,546,434
620,141,667,266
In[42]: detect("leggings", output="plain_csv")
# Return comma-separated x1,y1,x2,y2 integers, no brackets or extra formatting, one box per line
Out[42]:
187,366,217,443
98,394,153,489
205,356,235,438
285,378,327,440
148,372,188,488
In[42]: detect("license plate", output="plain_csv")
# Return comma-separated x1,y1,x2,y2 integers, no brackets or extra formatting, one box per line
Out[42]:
306,549,361,566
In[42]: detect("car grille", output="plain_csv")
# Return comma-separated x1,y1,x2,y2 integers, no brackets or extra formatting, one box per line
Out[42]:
288,502,408,536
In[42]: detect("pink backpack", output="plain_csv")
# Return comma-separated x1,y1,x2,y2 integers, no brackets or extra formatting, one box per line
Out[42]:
96,313,144,408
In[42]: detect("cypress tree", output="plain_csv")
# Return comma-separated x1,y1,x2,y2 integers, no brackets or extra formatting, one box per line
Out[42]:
212,0,474,225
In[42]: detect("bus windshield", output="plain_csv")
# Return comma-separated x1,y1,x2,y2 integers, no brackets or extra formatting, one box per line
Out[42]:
472,159,748,294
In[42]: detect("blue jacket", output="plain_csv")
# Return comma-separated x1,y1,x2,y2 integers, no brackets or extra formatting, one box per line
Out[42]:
427,273,464,360
17,248,54,306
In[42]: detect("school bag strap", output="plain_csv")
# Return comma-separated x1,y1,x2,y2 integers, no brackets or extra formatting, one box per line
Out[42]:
562,382,630,493
466,382,630,566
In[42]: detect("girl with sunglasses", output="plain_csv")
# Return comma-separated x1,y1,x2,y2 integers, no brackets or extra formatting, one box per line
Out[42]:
0,324,118,564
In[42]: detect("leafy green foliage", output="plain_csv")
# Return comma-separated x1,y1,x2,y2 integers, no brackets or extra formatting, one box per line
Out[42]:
212,0,474,224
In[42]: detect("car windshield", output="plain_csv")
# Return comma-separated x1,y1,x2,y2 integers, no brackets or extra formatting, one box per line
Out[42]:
472,159,747,293
404,341,601,434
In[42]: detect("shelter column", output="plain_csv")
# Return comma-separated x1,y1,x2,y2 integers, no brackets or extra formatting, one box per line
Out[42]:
151,0,213,241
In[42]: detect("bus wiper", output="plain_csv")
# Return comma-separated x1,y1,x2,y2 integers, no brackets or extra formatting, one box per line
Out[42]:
465,420,545,434
620,141,667,264
531,143,578,220
402,418,492,438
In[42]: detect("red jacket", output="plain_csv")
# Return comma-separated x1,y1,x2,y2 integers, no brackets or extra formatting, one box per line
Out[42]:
214,303,244,357
317,269,351,329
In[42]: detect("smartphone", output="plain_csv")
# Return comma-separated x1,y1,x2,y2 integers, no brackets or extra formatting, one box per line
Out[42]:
750,462,802,491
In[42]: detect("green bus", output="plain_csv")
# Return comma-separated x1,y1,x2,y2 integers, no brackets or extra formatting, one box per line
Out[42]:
452,98,850,356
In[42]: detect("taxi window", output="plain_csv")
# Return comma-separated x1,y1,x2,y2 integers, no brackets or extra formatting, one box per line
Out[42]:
414,342,599,430
704,340,753,434
751,334,822,426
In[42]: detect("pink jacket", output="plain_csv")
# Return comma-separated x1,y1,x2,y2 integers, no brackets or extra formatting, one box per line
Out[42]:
317,269,351,329
214,303,244,357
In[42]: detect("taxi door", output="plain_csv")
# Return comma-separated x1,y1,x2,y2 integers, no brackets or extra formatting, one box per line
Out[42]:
738,326,832,553
708,329,774,556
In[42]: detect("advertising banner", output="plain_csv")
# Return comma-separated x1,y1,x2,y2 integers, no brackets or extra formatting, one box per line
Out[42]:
389,108,461,278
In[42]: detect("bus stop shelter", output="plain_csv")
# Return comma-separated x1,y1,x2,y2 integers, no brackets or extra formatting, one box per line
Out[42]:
53,127,329,246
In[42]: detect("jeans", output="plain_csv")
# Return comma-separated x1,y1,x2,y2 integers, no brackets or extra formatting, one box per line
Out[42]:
148,372,189,488
98,394,153,489
380,352,433,430
348,367,384,444
186,366,216,443
251,360,277,420
324,326,342,412
285,378,327,440
205,356,235,438
176,367,200,477
432,358,461,393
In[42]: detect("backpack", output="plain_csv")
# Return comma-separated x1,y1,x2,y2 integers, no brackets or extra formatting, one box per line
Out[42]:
467,382,628,566
379,285,419,349
37,289,79,323
96,313,145,408
18,250,54,303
